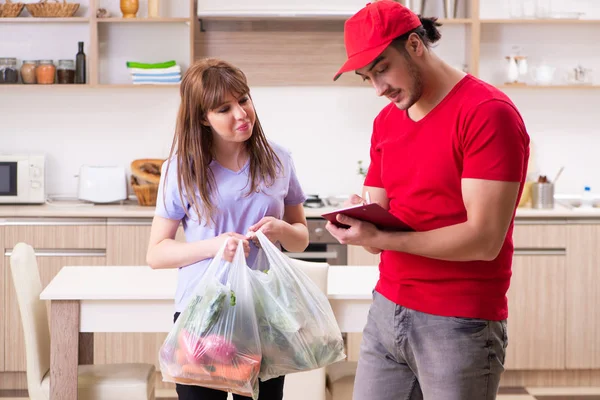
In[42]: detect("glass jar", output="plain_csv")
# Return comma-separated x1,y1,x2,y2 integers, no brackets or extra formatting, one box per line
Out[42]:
0,57,19,84
57,59,75,84
20,60,38,84
36,60,56,84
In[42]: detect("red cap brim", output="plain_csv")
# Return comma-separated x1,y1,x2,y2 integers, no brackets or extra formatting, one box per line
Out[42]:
333,41,392,81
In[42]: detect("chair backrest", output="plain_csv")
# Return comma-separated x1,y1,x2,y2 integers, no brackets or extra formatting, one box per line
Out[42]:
291,259,329,294
9,243,51,399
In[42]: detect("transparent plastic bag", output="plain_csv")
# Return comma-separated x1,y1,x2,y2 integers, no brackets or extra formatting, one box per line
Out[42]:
249,231,346,381
159,240,262,399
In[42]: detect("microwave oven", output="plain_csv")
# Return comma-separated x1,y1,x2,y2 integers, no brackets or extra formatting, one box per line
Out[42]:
0,154,46,204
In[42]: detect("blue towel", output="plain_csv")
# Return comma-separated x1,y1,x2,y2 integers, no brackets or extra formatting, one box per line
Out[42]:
131,72,181,78
131,76,181,84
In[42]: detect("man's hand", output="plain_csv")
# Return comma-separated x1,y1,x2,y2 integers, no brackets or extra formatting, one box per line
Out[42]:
334,193,383,254
325,213,380,248
247,216,285,247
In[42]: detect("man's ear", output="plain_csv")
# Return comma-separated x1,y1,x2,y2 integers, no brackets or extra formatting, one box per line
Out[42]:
405,33,424,56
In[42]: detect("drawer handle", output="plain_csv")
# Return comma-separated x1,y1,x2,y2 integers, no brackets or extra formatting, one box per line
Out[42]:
2,218,105,226
4,249,106,257
514,248,566,256
284,251,338,259
107,218,153,226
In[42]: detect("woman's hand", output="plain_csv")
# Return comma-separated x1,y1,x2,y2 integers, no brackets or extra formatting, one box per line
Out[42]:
213,232,250,262
246,217,285,247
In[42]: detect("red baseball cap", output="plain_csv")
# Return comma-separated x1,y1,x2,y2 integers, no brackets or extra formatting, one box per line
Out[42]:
333,1,422,81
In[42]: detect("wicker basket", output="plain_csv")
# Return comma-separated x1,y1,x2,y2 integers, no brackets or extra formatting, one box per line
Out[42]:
26,0,79,17
131,175,159,207
0,0,25,18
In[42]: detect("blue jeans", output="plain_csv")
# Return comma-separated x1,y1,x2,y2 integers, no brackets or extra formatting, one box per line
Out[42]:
352,291,507,400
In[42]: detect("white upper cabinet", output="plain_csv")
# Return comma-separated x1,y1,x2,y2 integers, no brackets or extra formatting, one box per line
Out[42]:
197,0,368,18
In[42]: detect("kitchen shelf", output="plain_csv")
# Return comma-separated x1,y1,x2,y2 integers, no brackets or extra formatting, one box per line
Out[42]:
94,84,180,88
497,84,600,89
197,10,472,23
97,17,192,23
0,84,91,88
0,17,90,23
0,84,179,88
481,18,600,24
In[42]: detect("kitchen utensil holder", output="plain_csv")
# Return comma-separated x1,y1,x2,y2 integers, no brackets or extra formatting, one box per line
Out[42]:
531,182,554,209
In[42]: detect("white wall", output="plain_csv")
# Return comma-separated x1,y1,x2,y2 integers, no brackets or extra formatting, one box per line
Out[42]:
0,86,387,198
1,0,600,199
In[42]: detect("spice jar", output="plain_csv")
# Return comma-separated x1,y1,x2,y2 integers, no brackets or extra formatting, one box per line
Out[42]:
20,60,38,84
0,58,19,84
36,60,56,84
57,60,75,84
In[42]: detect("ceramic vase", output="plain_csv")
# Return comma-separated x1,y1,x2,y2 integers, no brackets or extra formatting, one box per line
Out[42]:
120,0,139,18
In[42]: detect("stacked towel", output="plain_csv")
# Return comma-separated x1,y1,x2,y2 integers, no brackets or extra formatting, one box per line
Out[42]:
126,60,182,85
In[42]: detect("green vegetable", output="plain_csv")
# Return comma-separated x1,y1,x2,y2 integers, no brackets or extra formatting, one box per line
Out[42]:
230,290,237,307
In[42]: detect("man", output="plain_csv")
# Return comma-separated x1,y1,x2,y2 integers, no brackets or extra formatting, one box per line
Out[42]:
326,1,530,399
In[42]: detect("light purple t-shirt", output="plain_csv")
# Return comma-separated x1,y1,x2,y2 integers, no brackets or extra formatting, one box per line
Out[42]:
155,141,307,312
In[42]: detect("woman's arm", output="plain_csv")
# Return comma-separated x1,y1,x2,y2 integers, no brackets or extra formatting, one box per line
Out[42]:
247,204,309,252
146,216,249,269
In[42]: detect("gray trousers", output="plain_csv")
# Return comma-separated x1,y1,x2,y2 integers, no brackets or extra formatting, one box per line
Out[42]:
353,291,508,400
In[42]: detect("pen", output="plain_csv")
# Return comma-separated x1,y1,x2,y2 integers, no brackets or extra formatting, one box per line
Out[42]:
365,191,371,205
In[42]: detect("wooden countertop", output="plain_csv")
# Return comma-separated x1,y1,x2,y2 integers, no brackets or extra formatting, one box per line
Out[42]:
1,200,599,220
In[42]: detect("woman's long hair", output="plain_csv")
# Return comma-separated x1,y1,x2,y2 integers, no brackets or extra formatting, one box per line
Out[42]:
164,58,282,225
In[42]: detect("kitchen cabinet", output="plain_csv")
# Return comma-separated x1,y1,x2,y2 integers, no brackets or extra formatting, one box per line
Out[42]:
505,223,567,370
346,224,570,370
0,226,4,371
95,219,184,369
197,0,366,17
505,252,566,369
1,219,106,372
1,212,599,389
344,246,379,362
566,223,600,369
347,245,380,266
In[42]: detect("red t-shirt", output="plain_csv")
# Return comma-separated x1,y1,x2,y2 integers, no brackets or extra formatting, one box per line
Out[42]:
364,74,530,321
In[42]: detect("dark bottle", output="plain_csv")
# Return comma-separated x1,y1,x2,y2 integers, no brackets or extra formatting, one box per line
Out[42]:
75,41,86,84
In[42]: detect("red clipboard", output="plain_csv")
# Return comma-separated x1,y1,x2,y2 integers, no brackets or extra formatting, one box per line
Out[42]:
321,203,413,231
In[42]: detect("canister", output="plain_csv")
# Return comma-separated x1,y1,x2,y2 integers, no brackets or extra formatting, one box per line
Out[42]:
531,182,554,209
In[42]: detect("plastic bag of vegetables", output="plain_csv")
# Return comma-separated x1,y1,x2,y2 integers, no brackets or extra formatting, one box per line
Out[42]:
248,231,346,381
159,239,262,399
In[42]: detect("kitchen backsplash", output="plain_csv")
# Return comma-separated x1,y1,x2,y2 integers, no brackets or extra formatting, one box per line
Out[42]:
0,85,597,198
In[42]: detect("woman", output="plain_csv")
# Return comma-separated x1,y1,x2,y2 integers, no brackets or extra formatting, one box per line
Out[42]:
146,58,309,400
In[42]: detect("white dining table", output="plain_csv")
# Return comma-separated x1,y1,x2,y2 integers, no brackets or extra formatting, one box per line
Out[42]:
40,265,378,400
